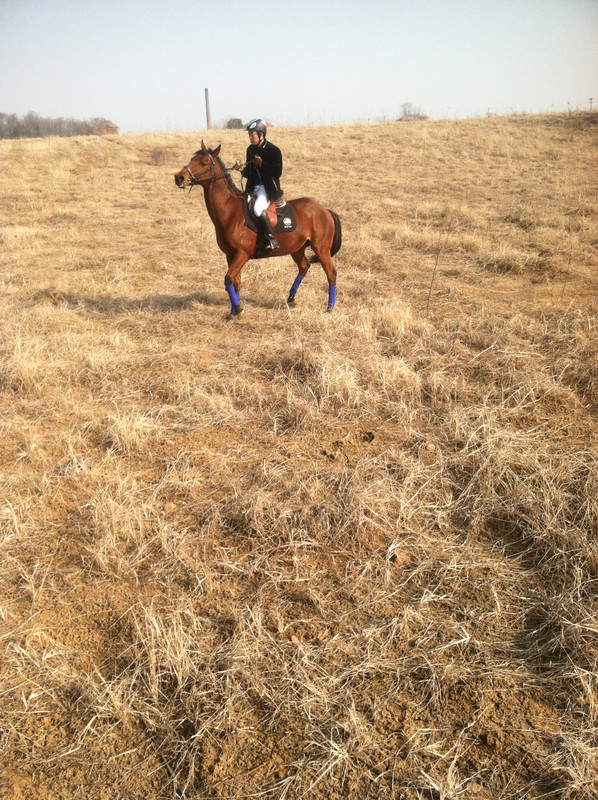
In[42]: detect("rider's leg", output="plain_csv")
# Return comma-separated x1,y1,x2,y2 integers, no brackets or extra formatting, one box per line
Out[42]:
252,186,269,216
252,187,279,251
259,211,279,251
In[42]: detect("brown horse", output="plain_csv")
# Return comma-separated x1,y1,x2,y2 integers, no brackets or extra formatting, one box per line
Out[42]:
174,142,342,319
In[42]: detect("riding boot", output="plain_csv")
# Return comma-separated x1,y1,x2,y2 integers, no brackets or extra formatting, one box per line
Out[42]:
259,211,279,251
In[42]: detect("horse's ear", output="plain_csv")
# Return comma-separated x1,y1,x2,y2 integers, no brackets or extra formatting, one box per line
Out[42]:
213,144,221,158
200,139,207,151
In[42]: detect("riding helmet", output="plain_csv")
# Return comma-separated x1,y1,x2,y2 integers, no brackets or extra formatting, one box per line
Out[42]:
246,118,267,135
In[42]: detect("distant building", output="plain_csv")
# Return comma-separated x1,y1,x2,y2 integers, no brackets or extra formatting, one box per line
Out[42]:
93,122,119,135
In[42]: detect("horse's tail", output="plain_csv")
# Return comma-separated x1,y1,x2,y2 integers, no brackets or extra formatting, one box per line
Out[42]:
329,210,342,257
309,209,342,263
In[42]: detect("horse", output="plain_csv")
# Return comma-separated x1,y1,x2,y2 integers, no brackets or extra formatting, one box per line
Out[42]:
174,142,342,320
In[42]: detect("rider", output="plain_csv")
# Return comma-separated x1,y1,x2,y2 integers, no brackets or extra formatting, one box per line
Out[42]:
242,118,282,251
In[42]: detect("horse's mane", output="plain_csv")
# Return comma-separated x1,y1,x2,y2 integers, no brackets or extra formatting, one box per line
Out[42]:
192,148,243,197
218,157,244,197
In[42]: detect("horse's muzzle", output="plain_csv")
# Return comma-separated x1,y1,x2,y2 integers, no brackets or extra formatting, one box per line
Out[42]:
174,173,186,188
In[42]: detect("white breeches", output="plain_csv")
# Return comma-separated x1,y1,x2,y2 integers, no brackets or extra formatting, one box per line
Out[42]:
251,184,269,216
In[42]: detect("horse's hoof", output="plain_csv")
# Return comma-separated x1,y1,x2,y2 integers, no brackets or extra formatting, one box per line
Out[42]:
287,296,296,308
225,306,244,323
326,305,335,314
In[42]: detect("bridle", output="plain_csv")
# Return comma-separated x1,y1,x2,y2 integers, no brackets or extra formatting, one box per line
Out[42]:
180,152,238,192
181,152,215,190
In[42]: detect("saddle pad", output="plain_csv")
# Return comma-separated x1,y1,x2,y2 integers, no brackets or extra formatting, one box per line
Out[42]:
244,197,297,234
272,201,297,233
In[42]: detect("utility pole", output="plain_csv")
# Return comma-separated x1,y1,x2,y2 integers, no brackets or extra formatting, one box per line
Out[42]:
205,88,212,130
590,97,594,112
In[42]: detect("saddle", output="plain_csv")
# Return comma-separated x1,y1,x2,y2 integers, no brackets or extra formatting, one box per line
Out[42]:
244,195,297,235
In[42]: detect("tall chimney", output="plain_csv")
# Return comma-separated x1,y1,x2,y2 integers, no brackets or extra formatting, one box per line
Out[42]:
205,88,212,130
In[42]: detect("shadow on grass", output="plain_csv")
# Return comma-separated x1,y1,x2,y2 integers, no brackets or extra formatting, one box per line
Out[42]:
33,288,221,314
34,287,307,315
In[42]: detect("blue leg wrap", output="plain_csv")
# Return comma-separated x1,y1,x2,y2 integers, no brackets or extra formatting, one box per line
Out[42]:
289,274,304,298
327,285,336,309
226,284,240,314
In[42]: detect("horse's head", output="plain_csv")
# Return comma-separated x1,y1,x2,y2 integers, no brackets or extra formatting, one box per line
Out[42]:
174,140,222,188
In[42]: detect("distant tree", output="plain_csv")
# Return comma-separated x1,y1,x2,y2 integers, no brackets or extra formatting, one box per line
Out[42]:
399,102,416,118
0,113,19,139
226,118,244,129
398,102,428,120
0,111,118,139
22,111,41,138
397,102,428,122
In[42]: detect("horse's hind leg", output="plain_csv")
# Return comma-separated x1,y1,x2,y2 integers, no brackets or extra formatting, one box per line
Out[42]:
318,252,337,312
287,247,311,307
310,214,338,311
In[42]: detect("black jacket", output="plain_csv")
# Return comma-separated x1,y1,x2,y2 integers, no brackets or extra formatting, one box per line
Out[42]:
242,139,283,201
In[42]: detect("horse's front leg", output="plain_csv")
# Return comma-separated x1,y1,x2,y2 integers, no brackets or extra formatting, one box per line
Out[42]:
224,251,249,320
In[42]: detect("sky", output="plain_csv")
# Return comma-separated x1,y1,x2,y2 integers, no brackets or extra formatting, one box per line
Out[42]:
1,0,597,133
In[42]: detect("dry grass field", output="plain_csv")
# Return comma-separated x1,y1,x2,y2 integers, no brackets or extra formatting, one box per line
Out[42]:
1,112,597,800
